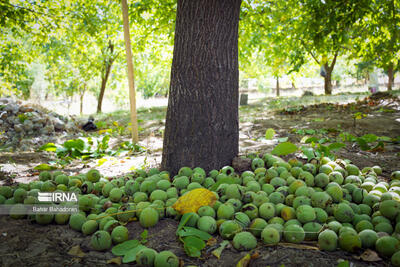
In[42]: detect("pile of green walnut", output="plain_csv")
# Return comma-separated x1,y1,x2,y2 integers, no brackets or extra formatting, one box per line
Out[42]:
1,153,400,266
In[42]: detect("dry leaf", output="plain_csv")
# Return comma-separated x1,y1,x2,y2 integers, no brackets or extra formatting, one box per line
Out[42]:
251,251,260,259
277,243,318,250
236,253,251,267
107,257,122,265
212,240,230,259
172,188,217,214
207,237,218,246
353,249,382,262
68,245,85,257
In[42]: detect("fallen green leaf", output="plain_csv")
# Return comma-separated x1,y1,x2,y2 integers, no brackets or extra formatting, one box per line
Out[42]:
112,240,140,256
34,164,57,171
271,142,298,156
265,128,275,140
178,227,212,241
122,244,146,263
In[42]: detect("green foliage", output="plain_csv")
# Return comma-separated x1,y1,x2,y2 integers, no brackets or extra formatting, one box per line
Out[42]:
271,142,298,156
140,230,148,244
111,239,146,263
176,214,212,258
265,128,276,140
182,235,205,258
39,134,145,165
352,0,400,77
33,164,57,171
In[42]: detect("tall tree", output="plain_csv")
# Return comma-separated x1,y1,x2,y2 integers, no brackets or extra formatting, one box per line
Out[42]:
162,0,242,174
353,0,399,90
260,0,369,95
121,0,138,143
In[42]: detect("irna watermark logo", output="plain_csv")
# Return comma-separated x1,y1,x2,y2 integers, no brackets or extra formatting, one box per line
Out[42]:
38,192,78,202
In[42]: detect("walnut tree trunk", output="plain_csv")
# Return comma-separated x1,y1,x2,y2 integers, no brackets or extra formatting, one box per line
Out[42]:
324,63,333,95
161,0,242,175
388,64,394,91
276,76,280,97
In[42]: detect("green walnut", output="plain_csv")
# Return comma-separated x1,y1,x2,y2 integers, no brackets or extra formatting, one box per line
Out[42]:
232,231,257,251
249,218,268,237
82,220,98,235
154,250,179,267
338,232,362,252
234,212,251,228
283,224,305,243
109,188,123,203
111,225,129,244
150,189,168,202
81,181,94,194
69,213,87,231
140,207,159,228
35,214,54,225
172,176,189,190
318,229,338,251
9,204,26,219
13,188,27,203
117,204,136,222
86,169,101,182
198,205,216,218
219,220,242,240
136,248,158,267
39,171,52,182
375,236,400,258
55,174,69,185
78,195,95,212
197,216,217,234
217,204,235,220
261,227,280,245
55,214,70,225
91,230,112,251
102,182,116,197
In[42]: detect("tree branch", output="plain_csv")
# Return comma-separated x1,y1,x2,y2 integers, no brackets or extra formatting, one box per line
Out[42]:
329,50,339,70
300,39,320,65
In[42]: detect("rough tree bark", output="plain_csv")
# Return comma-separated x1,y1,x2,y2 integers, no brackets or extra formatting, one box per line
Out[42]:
387,64,394,91
324,63,333,95
161,0,242,174
323,52,337,95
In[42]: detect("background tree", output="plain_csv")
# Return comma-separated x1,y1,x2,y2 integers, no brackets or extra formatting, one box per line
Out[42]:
0,0,62,97
162,0,242,174
353,0,400,90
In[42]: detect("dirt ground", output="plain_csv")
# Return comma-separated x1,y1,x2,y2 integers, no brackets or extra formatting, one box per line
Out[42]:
0,215,392,267
0,92,399,266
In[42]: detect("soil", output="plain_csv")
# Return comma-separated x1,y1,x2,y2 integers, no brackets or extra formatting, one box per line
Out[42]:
0,216,391,267
0,93,399,266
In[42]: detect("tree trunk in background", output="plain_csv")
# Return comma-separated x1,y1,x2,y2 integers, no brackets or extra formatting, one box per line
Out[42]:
97,41,117,114
161,0,242,174
324,63,333,95
387,64,394,91
276,76,280,97
97,63,112,113
79,89,85,115
121,0,139,143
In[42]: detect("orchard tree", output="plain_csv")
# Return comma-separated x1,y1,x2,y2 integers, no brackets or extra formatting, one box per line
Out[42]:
68,0,124,113
0,0,62,97
128,0,175,98
240,1,293,97
353,0,400,90
161,0,242,174
269,0,369,95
